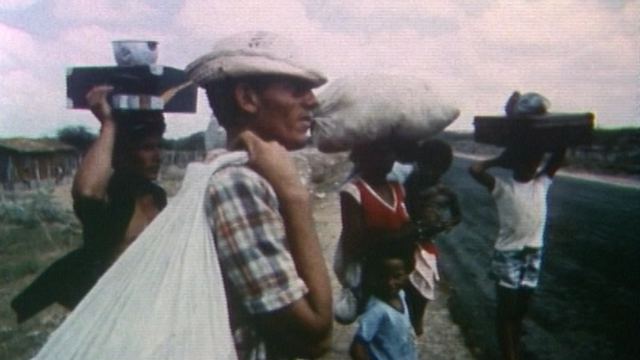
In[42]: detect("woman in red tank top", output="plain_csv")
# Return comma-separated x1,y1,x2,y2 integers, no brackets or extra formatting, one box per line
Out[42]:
334,140,420,323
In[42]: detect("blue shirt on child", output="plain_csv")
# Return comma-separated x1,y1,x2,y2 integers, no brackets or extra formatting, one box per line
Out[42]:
354,290,417,360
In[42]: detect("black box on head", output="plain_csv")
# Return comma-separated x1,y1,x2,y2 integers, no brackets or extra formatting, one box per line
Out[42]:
473,113,595,151
66,65,197,113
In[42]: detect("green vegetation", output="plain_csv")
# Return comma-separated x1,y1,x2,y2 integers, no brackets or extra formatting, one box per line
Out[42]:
53,125,206,152
0,191,73,227
161,130,205,151
56,125,97,154
0,192,82,360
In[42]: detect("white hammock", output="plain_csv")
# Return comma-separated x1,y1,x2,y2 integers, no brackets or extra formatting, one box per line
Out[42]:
33,152,248,360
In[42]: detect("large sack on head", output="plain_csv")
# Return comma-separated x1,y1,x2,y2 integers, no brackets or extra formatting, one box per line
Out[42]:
311,74,460,153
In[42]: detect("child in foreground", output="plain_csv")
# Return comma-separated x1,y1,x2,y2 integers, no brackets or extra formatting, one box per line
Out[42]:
403,139,461,336
350,242,418,360
469,147,565,360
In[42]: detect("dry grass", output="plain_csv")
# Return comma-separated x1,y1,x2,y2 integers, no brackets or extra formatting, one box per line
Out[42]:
0,190,82,360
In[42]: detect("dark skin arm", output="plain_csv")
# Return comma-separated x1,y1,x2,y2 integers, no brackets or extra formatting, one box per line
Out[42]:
468,153,511,192
537,148,566,179
350,338,371,360
239,131,332,359
72,86,117,201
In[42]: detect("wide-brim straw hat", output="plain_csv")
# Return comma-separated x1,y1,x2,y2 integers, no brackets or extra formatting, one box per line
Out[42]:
186,31,327,88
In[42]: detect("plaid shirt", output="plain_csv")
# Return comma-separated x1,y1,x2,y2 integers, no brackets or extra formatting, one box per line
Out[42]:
207,163,309,360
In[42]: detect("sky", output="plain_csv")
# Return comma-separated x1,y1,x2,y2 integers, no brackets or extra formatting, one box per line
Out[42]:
1,0,638,139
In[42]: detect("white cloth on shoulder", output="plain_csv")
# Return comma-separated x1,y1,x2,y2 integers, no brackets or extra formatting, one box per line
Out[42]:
32,152,248,360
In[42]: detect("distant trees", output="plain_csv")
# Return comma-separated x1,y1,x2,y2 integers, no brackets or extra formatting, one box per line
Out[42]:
162,131,205,151
55,125,206,153
56,125,97,153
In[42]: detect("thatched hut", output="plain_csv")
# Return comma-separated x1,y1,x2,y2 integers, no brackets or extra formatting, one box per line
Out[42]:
0,138,79,190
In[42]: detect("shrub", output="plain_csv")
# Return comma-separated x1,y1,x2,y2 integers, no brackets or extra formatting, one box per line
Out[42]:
0,191,72,226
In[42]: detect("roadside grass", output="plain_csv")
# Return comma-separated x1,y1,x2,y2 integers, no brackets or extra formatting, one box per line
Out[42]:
0,191,81,360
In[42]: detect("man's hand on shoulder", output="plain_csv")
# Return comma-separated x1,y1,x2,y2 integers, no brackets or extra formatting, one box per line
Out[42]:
237,130,307,201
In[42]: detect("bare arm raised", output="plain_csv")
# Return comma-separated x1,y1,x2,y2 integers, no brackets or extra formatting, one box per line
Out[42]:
238,131,333,358
72,86,117,201
537,148,567,179
469,152,511,192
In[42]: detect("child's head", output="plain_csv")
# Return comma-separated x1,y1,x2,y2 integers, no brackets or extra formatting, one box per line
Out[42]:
364,242,415,301
415,140,453,180
415,187,449,224
350,140,397,178
394,141,419,164
502,147,544,182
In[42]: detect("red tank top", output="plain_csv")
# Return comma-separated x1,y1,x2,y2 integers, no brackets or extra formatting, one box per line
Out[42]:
353,179,437,255
353,179,409,231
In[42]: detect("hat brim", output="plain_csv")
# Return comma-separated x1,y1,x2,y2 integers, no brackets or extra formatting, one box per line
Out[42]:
188,54,327,88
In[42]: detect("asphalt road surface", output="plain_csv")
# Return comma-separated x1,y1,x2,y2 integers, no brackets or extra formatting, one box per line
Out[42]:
437,157,640,360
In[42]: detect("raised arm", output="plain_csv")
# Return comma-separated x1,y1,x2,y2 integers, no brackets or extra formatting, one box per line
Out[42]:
538,148,566,178
239,131,332,359
468,155,504,192
72,86,117,201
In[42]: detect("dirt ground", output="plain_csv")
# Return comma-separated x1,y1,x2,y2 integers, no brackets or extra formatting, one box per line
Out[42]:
9,150,476,360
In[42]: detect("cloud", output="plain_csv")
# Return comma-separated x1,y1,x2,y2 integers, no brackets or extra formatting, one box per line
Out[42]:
0,0,39,11
51,0,159,23
175,0,327,51
1,0,638,139
0,22,40,70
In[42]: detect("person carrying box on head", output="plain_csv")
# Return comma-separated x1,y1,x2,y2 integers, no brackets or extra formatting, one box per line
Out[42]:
11,86,168,322
469,145,566,360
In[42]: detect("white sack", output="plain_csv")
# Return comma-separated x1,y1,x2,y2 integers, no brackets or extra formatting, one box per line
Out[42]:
32,152,248,360
311,74,460,153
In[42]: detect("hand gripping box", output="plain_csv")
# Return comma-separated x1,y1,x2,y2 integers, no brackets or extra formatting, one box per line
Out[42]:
473,113,595,151
66,65,197,113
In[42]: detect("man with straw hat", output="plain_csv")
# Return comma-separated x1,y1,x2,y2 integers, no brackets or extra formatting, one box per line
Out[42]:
186,31,332,360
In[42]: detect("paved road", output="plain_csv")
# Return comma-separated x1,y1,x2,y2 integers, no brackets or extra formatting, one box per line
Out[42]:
437,157,640,360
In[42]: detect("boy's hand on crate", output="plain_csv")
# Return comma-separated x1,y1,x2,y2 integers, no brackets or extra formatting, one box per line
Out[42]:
85,86,115,124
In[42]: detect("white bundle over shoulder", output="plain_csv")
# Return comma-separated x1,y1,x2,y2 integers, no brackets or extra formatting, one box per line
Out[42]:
312,74,460,153
32,152,248,360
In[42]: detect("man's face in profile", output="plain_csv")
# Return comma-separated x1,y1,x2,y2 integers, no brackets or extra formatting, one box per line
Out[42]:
250,77,319,150
118,134,162,180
